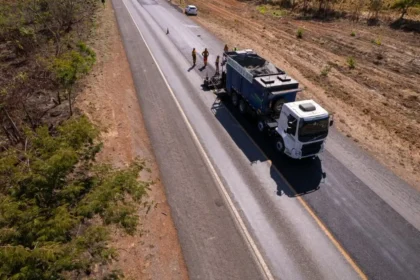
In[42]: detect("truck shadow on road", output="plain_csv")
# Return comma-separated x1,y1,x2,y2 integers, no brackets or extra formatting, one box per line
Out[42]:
211,96,323,197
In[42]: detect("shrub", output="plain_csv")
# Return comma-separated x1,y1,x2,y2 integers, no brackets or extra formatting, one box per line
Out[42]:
52,42,96,115
272,10,286,17
297,28,304,39
52,43,96,88
257,5,267,14
351,31,356,36
347,57,356,69
321,65,332,76
257,5,286,17
372,38,382,45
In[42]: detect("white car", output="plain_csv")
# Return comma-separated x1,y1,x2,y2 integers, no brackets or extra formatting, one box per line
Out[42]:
185,5,198,16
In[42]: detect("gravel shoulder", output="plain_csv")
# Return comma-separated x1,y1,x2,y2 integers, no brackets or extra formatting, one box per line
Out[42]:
76,2,189,279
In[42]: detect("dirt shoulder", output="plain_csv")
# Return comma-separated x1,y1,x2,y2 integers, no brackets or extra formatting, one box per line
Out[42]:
76,2,189,279
181,0,420,189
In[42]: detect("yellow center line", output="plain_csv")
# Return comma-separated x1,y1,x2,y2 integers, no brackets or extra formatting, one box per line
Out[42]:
229,104,367,279
213,88,367,280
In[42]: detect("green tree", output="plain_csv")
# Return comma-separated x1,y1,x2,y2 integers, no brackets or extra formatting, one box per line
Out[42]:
0,117,150,279
0,2,38,56
391,0,420,19
52,42,96,115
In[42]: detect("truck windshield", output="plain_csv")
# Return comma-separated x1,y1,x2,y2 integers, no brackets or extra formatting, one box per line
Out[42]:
298,117,329,142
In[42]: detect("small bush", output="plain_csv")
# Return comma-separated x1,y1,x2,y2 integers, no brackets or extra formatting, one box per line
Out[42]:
372,38,382,45
257,5,267,14
321,65,332,77
257,5,286,17
297,28,304,39
351,31,356,36
347,57,356,69
272,10,286,17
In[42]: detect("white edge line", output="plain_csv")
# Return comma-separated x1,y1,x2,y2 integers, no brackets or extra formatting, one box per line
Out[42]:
120,1,275,279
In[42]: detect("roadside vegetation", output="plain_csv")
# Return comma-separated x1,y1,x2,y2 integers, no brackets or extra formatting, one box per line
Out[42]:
255,0,420,29
296,27,304,38
257,4,288,17
346,56,356,68
0,0,150,279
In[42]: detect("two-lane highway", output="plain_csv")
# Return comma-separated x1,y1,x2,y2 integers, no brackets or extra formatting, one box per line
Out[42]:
112,0,420,279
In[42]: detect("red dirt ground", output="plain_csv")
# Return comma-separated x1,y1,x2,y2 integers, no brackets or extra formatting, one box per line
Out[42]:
77,2,189,279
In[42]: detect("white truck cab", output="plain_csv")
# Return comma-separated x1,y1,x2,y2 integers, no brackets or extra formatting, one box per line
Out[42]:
276,100,333,159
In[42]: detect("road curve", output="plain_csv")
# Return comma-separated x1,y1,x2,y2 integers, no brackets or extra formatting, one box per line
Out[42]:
112,0,420,279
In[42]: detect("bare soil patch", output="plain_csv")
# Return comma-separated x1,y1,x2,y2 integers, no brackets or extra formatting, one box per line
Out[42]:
182,0,420,189
77,2,189,279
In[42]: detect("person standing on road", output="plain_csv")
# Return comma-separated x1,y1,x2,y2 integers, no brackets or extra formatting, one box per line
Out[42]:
202,48,209,67
215,55,220,74
224,44,229,53
192,48,197,66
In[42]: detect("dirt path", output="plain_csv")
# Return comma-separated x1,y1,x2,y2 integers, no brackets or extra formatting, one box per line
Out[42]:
182,0,420,189
76,2,189,279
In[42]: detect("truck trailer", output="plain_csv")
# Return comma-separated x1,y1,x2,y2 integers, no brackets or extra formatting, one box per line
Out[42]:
205,49,333,159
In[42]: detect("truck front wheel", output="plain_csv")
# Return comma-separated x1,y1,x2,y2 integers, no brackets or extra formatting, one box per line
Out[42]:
232,92,239,107
275,138,285,153
257,121,265,133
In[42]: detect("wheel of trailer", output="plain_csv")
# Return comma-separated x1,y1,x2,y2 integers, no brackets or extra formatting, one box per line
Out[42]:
257,121,265,133
239,99,247,114
275,138,285,153
231,92,239,107
250,110,257,120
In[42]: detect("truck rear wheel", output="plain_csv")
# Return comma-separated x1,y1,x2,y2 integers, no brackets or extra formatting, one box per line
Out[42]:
231,92,239,107
239,99,247,114
275,138,285,153
227,88,232,97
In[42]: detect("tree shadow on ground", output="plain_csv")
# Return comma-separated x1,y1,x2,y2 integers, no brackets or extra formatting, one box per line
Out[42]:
293,9,348,22
390,18,420,33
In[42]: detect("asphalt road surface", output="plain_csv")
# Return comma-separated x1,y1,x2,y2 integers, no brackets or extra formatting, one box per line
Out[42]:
112,0,420,279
